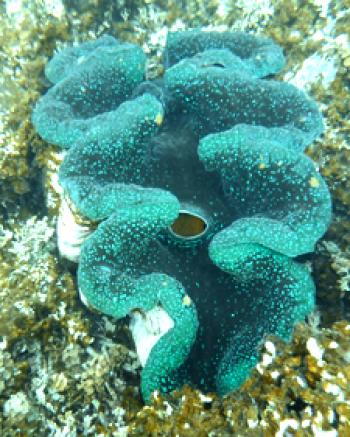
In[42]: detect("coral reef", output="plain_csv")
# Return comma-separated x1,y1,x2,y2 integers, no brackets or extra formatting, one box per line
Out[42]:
32,29,331,403
0,216,56,337
0,1,70,198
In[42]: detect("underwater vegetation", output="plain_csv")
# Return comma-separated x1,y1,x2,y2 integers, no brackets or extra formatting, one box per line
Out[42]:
32,30,332,402
129,320,350,436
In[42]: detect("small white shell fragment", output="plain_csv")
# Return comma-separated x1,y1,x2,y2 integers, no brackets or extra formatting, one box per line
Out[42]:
328,341,338,349
199,393,213,403
265,340,276,356
311,426,337,437
276,418,299,437
57,196,93,262
129,306,174,367
323,382,342,397
247,418,259,428
295,375,307,388
3,391,30,419
270,370,280,380
306,337,324,361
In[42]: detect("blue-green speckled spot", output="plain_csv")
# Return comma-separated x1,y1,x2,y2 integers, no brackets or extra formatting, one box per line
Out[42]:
164,48,324,151
78,191,198,401
199,124,332,257
32,35,146,148
59,93,164,220
164,30,285,77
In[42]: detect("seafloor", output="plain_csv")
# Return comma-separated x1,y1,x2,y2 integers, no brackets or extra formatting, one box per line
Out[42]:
0,0,349,435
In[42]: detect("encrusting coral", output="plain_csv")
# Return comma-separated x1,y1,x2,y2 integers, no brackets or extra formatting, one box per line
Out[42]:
32,30,331,402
